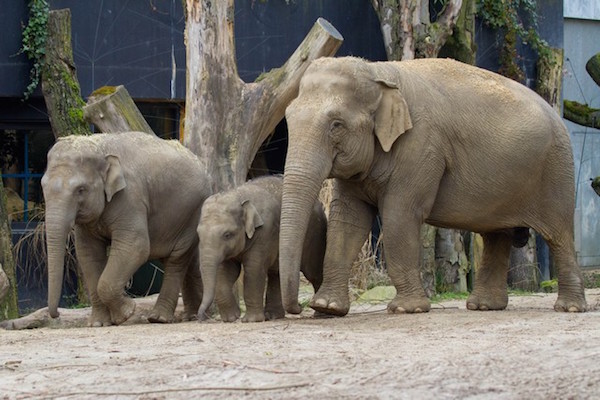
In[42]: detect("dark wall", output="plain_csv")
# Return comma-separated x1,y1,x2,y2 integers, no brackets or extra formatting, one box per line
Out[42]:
0,0,385,101
475,0,563,87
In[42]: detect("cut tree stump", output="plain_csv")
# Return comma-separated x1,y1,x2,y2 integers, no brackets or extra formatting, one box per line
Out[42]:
83,85,155,135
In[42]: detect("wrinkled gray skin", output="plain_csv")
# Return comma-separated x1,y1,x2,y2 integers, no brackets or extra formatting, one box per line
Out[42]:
197,175,325,322
280,56,587,317
42,132,212,326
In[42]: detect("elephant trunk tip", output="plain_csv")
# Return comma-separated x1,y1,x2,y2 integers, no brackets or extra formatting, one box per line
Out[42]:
197,304,211,321
48,307,60,319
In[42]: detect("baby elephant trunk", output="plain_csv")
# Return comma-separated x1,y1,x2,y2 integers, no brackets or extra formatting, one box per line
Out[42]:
197,255,219,321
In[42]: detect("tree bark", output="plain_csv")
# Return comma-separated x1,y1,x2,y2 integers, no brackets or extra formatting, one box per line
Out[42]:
564,100,600,129
41,9,90,306
537,47,564,114
420,224,436,297
586,52,600,87
41,9,89,139
508,230,538,291
371,0,463,61
83,86,155,135
183,0,343,191
0,180,19,320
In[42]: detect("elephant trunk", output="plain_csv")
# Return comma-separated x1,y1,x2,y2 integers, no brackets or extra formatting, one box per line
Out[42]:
197,253,221,321
45,204,76,318
279,145,331,314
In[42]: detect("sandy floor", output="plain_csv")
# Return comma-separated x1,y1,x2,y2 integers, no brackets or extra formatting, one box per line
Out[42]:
1,289,599,399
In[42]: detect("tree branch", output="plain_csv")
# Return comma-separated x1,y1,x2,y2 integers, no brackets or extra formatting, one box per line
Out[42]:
249,18,344,159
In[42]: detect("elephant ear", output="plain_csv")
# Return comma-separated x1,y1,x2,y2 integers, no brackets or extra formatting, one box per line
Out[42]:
373,79,413,152
104,155,127,202
242,200,264,239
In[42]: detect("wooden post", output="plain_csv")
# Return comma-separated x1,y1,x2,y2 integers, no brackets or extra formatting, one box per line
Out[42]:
83,86,155,135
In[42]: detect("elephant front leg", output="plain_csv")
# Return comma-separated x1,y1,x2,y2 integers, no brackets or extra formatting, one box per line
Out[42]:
310,189,376,316
264,269,285,321
466,232,512,311
241,257,269,323
382,210,431,314
215,261,242,322
74,228,112,327
97,231,149,325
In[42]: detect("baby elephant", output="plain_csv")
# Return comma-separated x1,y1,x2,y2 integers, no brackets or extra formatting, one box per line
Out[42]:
197,175,326,322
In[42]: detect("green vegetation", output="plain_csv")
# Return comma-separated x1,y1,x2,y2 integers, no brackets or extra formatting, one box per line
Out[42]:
477,0,550,82
19,0,50,100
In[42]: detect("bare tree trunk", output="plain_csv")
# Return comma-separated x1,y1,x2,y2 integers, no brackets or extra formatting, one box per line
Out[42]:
0,180,19,320
371,0,463,61
183,0,343,191
41,9,89,139
83,85,154,135
41,9,90,305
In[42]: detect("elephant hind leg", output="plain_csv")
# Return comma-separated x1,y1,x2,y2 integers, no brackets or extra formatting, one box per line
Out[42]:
541,233,586,312
265,270,285,321
467,232,512,311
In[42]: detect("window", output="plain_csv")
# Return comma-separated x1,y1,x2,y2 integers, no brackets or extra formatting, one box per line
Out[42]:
1,128,54,222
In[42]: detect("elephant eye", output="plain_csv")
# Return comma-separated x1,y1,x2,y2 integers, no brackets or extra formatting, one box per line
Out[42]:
76,185,87,195
330,120,344,130
222,231,233,240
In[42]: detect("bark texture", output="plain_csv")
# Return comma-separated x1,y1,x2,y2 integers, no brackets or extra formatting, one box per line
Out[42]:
183,0,343,191
41,9,89,139
586,52,600,87
371,0,463,61
564,52,600,129
83,86,155,135
564,101,600,129
40,9,90,307
0,180,19,320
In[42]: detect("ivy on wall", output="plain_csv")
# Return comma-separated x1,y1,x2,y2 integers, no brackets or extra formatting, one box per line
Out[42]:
19,0,49,100
476,0,550,82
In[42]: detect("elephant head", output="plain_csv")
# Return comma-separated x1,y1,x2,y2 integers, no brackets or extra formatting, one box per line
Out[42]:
41,136,126,318
279,57,413,313
196,195,263,320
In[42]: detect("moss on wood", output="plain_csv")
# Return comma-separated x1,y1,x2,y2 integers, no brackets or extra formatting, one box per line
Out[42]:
564,100,600,129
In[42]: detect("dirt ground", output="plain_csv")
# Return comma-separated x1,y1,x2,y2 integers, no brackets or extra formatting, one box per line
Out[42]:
1,288,600,400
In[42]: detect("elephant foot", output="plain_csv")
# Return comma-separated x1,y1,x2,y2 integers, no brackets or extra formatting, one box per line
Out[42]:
264,308,285,321
181,311,197,322
219,308,241,323
242,311,266,323
147,308,175,324
466,291,508,311
554,294,587,312
387,294,430,314
309,289,350,316
88,305,113,327
110,297,136,325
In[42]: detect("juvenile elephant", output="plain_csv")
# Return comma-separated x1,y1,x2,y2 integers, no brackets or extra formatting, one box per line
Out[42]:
197,175,325,322
279,56,587,316
42,132,212,326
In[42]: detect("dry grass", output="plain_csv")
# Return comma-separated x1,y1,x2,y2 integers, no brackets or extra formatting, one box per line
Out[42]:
13,221,79,291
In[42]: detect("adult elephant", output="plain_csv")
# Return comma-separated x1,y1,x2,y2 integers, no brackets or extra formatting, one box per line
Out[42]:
42,132,212,326
279,56,587,316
